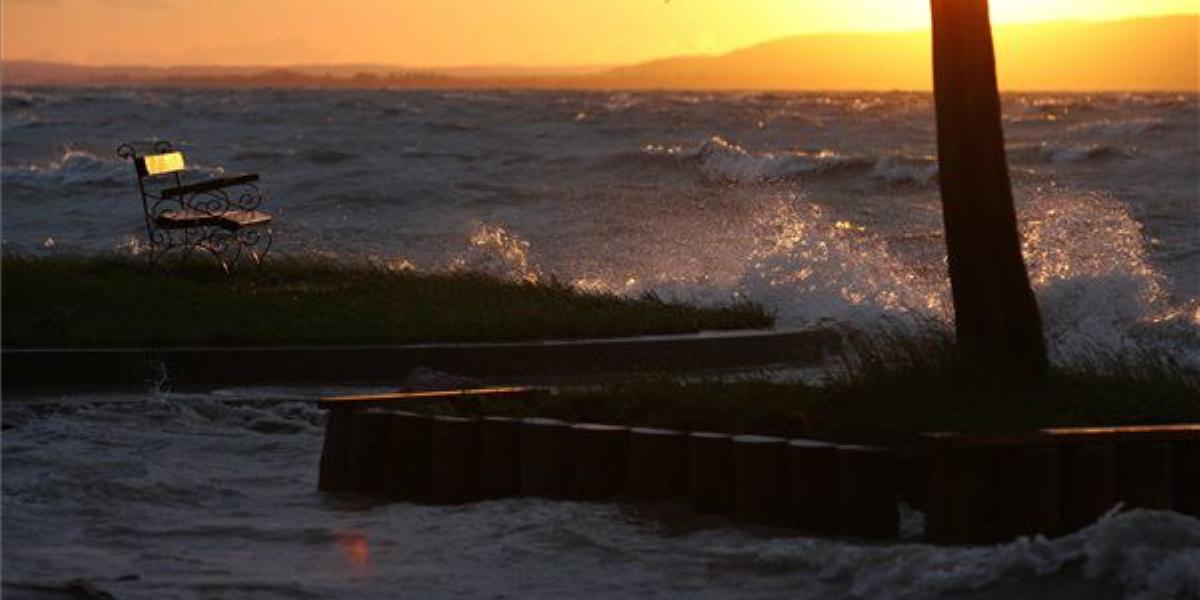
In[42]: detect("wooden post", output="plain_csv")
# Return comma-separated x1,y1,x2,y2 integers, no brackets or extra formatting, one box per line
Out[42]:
837,445,899,539
348,409,395,495
1173,441,1200,517
732,435,790,526
1059,444,1117,532
689,432,735,514
520,418,573,498
930,0,1048,382
628,427,691,502
893,447,931,513
318,407,354,492
1117,442,1174,510
988,446,1060,540
787,439,840,535
570,424,629,500
479,416,522,499
429,416,481,504
926,445,992,544
387,411,432,501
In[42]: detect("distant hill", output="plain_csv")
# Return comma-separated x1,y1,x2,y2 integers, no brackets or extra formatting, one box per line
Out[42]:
3,15,1195,91
599,15,1198,91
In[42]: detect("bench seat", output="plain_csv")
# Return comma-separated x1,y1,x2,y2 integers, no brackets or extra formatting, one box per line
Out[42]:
155,209,273,230
218,210,272,230
156,209,221,228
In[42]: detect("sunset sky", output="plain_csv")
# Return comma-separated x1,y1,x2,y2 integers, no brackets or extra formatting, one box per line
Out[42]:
2,0,1197,67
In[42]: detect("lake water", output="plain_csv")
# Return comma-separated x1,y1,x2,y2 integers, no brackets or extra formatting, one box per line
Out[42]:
2,88,1198,363
4,388,1199,600
3,89,1199,599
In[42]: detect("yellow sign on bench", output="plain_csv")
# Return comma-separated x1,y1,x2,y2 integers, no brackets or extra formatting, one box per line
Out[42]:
139,151,186,176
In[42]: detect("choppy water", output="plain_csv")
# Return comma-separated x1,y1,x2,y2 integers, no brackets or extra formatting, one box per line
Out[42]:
4,389,1200,600
3,89,1200,599
2,88,1198,363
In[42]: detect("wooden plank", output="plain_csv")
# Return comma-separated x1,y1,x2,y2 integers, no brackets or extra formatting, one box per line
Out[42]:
319,385,543,409
154,208,221,229
1041,425,1200,442
160,173,259,198
925,424,1200,448
218,210,272,230
317,407,354,492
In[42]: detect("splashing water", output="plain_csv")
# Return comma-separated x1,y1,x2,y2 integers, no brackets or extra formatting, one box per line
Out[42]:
1020,191,1194,362
2,148,129,187
450,222,542,283
737,196,950,327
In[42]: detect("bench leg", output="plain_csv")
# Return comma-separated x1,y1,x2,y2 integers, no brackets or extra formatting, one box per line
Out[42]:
237,227,272,269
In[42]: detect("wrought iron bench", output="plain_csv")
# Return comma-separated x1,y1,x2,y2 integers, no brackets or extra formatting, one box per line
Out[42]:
117,141,273,270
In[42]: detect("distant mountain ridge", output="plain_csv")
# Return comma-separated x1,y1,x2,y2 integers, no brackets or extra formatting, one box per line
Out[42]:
3,15,1196,91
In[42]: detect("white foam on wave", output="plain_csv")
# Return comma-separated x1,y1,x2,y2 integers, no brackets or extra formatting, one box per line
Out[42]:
2,148,130,187
725,189,1197,365
870,154,939,187
1,146,229,189
1068,117,1170,137
1039,142,1127,164
695,137,872,184
450,187,1197,367
722,509,1200,599
641,137,936,186
448,222,543,283
736,195,950,327
1021,190,1198,364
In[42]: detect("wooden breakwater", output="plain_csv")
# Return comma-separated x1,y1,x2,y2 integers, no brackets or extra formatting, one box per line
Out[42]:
2,328,837,390
925,426,1200,544
316,391,1200,544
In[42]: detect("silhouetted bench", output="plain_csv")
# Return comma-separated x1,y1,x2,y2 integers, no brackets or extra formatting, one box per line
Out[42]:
117,141,273,270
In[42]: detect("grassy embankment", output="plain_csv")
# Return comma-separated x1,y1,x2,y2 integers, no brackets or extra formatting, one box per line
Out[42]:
1,255,771,347
5,255,1196,435
402,328,1200,437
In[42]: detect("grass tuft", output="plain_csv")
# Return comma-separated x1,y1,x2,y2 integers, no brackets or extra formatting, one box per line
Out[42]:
1,254,772,347
408,323,1199,438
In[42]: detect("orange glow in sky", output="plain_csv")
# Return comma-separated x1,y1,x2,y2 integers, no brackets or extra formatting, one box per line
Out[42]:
2,0,1197,67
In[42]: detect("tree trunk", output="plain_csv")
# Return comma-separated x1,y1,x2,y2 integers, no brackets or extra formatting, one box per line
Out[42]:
929,0,1049,383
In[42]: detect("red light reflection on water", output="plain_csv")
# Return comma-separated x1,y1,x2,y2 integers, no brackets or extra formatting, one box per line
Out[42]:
337,532,372,572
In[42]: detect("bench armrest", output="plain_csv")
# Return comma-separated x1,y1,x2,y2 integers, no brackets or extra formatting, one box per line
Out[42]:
161,173,260,199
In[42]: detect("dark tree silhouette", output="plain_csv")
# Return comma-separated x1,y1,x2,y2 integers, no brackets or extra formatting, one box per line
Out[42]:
929,0,1049,382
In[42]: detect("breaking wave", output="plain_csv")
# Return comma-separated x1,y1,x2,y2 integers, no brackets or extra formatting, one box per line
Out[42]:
636,136,937,187
2,148,131,187
446,189,1198,367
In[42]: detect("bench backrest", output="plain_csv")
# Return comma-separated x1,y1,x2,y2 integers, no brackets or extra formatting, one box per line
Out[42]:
136,151,187,178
